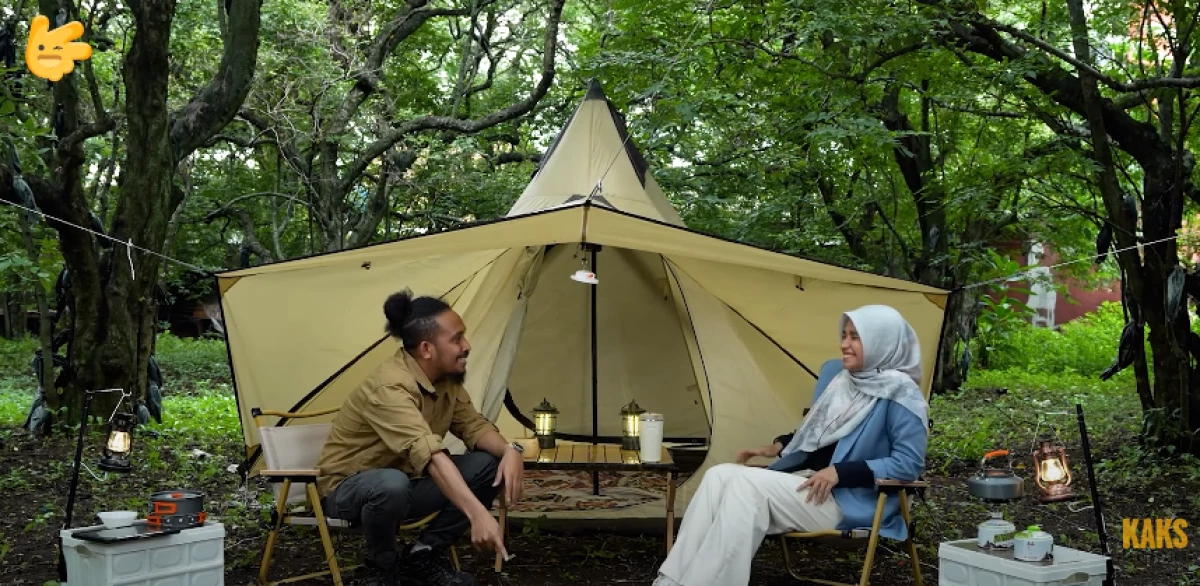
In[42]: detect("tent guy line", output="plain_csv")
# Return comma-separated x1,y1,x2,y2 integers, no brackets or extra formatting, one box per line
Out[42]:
10,191,1195,296
0,196,211,275
956,228,1200,292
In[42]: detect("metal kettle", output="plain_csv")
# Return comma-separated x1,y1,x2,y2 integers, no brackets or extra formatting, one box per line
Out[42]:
967,449,1025,502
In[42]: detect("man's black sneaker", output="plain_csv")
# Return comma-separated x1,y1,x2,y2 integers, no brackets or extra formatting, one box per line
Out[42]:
358,562,401,586
394,548,477,586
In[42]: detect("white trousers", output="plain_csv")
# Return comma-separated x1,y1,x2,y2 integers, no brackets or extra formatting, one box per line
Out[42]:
654,463,843,586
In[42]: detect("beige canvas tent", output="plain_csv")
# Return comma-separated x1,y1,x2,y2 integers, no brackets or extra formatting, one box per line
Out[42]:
218,80,949,518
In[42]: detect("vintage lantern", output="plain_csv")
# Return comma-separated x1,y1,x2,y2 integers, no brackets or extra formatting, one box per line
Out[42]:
620,399,646,451
533,398,559,449
99,411,136,472
1032,436,1075,502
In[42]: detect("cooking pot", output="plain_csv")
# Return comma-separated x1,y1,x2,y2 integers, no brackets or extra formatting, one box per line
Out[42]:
147,490,206,529
967,449,1025,502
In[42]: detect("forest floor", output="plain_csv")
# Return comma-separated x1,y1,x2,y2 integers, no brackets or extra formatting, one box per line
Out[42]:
1,338,1198,585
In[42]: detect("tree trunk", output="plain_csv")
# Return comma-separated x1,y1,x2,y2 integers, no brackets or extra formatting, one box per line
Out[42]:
1140,163,1197,449
876,83,993,393
16,215,55,400
1,293,21,338
936,289,978,391
1064,0,1197,452
4,0,265,427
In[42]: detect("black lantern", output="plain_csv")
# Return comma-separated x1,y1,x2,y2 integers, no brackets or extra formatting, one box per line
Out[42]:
533,398,558,449
99,411,136,472
620,399,645,451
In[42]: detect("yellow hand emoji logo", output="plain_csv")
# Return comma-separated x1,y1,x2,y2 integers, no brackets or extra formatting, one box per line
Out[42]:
25,15,93,82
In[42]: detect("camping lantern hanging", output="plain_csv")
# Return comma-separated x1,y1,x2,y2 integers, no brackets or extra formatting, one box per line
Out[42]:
620,399,646,451
533,398,559,449
1032,436,1075,502
99,411,136,472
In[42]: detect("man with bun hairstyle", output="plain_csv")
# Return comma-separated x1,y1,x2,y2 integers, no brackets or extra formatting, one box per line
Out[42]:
315,289,524,586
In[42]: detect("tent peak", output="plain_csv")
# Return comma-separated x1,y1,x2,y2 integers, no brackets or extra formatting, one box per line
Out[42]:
585,78,608,101
505,80,685,226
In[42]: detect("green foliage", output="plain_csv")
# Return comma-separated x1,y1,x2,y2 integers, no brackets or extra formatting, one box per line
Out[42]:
154,334,231,387
0,337,38,379
983,302,1130,379
972,250,1036,368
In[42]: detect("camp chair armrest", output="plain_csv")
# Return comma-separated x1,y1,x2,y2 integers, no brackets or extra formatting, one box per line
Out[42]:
875,478,929,492
261,469,321,481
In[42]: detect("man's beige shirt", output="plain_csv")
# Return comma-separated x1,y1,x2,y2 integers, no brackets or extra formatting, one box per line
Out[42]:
315,349,497,497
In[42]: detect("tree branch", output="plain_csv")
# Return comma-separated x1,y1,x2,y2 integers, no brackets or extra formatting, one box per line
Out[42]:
238,108,310,176
338,0,565,192
205,206,273,263
986,19,1200,91
347,149,416,248
328,1,475,134
490,150,542,168
941,16,1170,167
168,0,264,162
207,192,311,218
58,117,118,155
203,132,278,149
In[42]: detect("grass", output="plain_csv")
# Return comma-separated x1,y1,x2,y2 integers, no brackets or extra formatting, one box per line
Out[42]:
928,368,1143,475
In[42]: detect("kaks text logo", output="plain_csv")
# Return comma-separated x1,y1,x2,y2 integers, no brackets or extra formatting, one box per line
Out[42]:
1122,518,1188,549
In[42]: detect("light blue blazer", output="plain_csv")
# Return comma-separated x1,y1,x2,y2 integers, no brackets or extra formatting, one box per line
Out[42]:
768,359,928,541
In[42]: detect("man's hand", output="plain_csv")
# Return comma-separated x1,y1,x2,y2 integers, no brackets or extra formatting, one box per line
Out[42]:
797,466,839,505
469,511,508,559
493,445,525,505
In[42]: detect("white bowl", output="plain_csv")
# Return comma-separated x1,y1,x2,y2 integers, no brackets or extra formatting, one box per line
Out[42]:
98,510,137,529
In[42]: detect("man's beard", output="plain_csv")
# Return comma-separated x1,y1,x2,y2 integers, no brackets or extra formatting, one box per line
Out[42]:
443,369,466,385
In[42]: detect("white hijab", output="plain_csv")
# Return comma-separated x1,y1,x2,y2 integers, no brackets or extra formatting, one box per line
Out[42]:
780,304,929,457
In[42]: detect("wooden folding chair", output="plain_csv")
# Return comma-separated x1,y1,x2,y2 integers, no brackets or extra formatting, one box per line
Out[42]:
253,408,454,586
776,478,926,586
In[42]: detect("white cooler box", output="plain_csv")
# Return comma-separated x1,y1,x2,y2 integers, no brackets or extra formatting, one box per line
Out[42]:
61,521,224,586
939,539,1109,586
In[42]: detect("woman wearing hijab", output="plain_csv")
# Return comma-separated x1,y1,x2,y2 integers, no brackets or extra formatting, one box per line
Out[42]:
652,304,929,586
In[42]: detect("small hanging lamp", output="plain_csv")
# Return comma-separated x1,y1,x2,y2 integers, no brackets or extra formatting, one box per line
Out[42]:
1032,435,1075,502
99,411,136,472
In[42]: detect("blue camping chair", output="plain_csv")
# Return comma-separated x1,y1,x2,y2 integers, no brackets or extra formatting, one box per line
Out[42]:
767,359,927,586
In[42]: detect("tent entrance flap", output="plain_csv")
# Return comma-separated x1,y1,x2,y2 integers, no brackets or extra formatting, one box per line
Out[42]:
503,244,710,445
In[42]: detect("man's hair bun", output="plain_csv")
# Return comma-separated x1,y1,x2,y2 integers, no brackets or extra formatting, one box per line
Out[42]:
383,289,415,338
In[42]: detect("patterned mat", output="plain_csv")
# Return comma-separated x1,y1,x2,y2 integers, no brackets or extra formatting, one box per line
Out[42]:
510,470,671,512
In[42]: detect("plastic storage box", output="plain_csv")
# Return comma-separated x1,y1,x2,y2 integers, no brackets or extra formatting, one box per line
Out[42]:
60,521,224,586
939,539,1108,586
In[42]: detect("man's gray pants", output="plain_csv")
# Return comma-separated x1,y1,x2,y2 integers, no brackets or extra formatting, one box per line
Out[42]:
321,451,501,569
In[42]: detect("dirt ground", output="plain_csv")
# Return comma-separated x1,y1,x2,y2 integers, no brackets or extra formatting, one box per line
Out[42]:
1,430,1196,585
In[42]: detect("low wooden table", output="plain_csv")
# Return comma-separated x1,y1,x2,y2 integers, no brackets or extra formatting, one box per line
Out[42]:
519,442,680,554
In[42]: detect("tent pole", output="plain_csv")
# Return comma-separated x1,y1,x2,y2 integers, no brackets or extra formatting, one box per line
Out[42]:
590,243,600,496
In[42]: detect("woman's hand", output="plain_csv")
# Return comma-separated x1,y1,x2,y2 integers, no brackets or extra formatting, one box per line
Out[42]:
797,466,839,505
737,442,784,464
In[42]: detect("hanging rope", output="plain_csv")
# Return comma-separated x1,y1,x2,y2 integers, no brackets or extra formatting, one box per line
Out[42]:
957,229,1200,292
587,0,720,200
0,196,211,275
